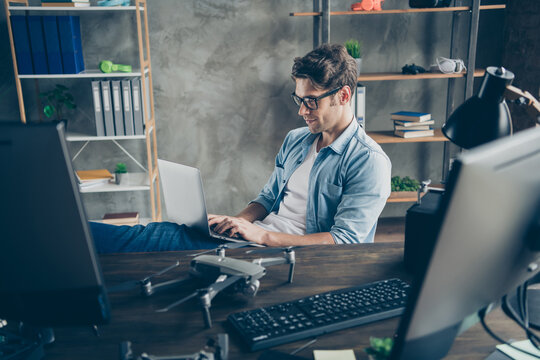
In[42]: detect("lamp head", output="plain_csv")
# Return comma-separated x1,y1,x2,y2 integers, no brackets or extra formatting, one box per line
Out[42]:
442,67,514,149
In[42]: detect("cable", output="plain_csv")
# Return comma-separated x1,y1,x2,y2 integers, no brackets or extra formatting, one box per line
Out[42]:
479,307,540,359
503,290,540,349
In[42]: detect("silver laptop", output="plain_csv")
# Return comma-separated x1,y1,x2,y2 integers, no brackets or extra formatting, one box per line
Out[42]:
157,159,249,244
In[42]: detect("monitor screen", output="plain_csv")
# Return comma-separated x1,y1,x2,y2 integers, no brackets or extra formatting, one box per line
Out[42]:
391,126,540,359
0,122,110,326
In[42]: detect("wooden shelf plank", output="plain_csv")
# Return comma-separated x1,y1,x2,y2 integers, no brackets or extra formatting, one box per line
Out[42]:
368,129,449,144
358,69,484,82
387,191,418,203
290,5,505,17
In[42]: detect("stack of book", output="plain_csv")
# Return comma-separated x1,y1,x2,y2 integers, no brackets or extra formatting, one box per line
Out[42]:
10,15,84,75
76,169,113,189
392,111,435,138
102,212,140,226
41,0,90,7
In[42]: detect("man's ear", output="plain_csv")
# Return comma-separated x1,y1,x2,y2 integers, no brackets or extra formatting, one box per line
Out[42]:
339,86,352,104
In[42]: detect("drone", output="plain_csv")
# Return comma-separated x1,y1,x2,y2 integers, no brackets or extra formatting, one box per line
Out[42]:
108,243,299,328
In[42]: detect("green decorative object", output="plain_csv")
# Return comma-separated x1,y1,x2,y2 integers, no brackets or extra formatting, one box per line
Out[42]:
365,337,394,360
345,38,362,59
115,162,128,174
99,60,132,73
391,176,421,192
39,84,76,122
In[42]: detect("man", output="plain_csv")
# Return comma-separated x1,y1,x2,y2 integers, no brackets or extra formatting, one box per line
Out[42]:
91,44,391,253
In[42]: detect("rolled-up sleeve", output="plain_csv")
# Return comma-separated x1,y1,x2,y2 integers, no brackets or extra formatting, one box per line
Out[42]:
329,151,391,244
250,131,293,213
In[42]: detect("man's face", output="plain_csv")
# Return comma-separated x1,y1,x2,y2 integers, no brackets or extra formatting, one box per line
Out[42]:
294,78,341,135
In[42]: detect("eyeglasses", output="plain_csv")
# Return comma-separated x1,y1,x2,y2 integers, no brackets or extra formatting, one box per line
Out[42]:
291,87,341,110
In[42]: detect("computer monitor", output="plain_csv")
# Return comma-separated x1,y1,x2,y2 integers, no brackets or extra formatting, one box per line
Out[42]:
391,126,540,359
0,122,110,327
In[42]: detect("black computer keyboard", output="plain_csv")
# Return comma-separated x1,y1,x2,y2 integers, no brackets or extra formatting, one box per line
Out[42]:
228,278,410,351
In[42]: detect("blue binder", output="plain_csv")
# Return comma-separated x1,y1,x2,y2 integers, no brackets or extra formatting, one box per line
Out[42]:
42,16,63,74
27,16,48,74
10,15,34,75
57,16,84,74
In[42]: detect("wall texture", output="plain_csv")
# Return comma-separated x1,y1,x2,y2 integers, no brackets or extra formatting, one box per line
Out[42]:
0,0,506,220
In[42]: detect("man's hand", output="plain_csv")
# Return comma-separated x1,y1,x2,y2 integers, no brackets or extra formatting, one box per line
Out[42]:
208,214,268,244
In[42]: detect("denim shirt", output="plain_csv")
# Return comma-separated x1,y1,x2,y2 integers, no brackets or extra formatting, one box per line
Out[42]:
252,120,391,244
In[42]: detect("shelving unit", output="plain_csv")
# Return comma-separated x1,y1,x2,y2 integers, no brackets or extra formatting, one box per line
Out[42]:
290,0,505,203
5,0,161,221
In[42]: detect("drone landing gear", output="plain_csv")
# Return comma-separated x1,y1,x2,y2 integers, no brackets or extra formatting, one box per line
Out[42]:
251,247,297,284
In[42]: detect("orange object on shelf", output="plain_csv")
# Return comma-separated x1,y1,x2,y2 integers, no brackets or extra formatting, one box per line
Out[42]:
351,0,384,11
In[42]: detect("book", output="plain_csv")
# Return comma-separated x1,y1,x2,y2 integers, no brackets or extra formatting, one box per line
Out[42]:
27,16,48,74
100,81,115,136
131,78,144,135
391,111,431,122
121,79,135,136
393,119,435,127
111,80,125,136
394,124,432,131
10,15,34,75
76,169,113,183
91,81,105,136
102,212,140,226
394,129,435,138
350,85,366,127
78,178,110,189
42,16,63,74
57,16,84,74
41,2,90,6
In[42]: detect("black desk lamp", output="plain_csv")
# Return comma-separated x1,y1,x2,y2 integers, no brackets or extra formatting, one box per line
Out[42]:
442,66,514,149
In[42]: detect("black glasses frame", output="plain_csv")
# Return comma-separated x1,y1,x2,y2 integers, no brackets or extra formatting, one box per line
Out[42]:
291,87,341,110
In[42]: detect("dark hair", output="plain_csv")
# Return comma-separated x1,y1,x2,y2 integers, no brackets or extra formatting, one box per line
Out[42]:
292,44,357,93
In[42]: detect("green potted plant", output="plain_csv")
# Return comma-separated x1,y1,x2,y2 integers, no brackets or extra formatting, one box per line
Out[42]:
345,39,363,75
39,84,76,128
115,162,127,185
391,176,421,192
365,337,394,360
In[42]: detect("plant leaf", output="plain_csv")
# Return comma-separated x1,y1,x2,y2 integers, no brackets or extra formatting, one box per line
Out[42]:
43,105,55,118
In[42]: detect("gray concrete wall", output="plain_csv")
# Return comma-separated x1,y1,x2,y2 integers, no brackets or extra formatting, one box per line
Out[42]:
0,0,505,220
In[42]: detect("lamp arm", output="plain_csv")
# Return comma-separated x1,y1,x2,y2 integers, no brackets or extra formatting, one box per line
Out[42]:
505,85,540,123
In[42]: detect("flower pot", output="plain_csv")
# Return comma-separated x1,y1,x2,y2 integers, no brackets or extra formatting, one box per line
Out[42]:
115,172,149,186
115,173,127,185
355,58,363,75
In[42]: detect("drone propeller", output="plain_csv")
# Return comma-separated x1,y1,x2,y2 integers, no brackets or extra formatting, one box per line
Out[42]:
156,275,243,313
245,245,305,255
189,242,259,257
107,261,180,293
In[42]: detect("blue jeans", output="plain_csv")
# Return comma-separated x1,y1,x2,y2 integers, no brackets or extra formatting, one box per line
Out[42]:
90,221,222,254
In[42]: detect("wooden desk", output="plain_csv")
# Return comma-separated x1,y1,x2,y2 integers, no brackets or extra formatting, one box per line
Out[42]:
43,243,522,359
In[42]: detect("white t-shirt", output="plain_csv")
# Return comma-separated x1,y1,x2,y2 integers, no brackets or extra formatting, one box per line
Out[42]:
254,136,319,234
